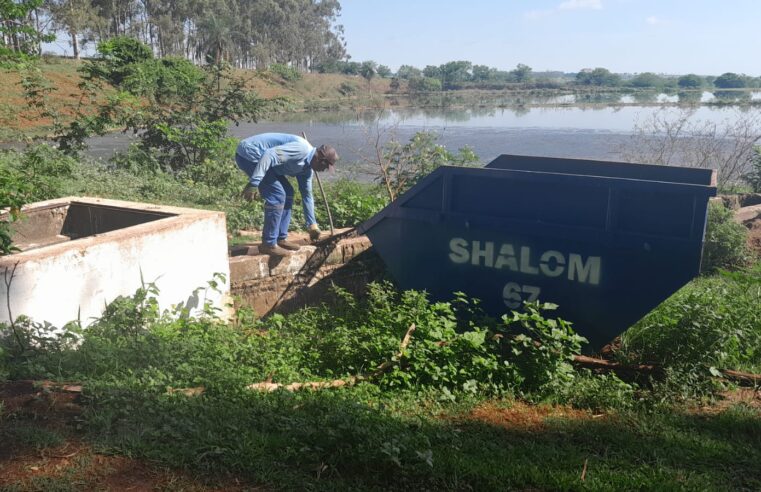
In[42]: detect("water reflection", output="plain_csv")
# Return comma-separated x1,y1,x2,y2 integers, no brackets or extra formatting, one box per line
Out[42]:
713,91,753,103
678,91,703,104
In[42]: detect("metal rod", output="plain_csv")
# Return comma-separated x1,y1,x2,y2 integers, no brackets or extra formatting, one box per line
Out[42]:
301,132,335,236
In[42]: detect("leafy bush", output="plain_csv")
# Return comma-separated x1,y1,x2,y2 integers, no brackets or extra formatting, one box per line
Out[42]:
338,81,357,95
269,63,302,82
407,77,443,92
0,144,75,254
82,36,154,86
379,131,479,199
323,180,387,227
0,281,588,399
620,267,761,375
701,201,750,273
120,56,205,103
505,302,586,396
0,162,31,255
55,38,272,173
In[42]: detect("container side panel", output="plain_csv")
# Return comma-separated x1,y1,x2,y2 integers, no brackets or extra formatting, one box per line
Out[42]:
452,175,608,229
402,176,443,211
617,190,695,238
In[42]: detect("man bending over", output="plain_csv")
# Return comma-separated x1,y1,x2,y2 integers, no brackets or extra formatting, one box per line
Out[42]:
235,133,338,256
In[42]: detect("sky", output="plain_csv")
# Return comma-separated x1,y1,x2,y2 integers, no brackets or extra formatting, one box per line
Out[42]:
339,0,760,75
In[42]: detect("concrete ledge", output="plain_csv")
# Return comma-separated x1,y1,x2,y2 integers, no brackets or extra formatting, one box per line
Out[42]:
229,231,384,316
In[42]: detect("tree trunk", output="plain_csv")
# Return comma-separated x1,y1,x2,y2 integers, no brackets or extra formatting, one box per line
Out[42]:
70,31,79,59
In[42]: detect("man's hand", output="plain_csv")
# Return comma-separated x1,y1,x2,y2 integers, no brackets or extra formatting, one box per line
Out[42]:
308,223,321,241
242,184,258,202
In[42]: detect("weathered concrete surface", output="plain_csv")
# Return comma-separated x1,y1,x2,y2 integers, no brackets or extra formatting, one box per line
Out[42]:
721,193,761,210
230,229,386,316
0,197,231,328
735,204,761,225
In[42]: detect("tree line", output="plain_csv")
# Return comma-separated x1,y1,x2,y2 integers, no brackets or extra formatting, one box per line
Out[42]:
2,0,346,69
318,59,761,92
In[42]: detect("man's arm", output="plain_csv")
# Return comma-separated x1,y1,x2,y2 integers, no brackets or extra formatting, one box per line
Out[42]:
248,149,278,187
296,168,317,227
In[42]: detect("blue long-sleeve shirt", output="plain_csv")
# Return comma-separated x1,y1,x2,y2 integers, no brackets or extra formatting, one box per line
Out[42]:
236,133,317,226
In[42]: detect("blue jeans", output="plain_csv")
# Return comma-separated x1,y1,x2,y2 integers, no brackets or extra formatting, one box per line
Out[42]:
235,154,294,246
259,169,294,246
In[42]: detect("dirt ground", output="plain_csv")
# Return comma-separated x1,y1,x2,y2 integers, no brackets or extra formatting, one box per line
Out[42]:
0,381,253,491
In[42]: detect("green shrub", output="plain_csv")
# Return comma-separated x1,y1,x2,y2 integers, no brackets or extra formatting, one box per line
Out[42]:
269,63,302,82
120,56,205,102
338,81,357,96
83,36,154,86
323,180,387,227
381,131,479,198
504,302,587,397
701,201,750,273
0,144,74,255
0,281,587,399
407,77,443,92
620,267,761,374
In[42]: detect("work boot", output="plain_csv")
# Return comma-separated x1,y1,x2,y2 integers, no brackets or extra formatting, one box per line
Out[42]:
259,243,292,257
277,240,301,251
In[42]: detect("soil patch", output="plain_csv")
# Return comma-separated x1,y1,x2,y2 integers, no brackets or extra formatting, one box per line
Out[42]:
459,401,597,431
0,381,255,491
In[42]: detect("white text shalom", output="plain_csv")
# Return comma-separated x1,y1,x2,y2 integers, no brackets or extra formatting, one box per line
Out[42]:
448,238,602,286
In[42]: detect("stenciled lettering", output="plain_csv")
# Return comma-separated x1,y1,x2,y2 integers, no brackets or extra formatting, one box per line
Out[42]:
568,254,601,286
448,237,469,264
448,238,602,287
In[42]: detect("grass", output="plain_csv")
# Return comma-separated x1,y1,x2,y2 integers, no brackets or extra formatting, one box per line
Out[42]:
0,64,760,488
46,387,761,490
2,272,760,490
620,267,761,374
3,380,758,490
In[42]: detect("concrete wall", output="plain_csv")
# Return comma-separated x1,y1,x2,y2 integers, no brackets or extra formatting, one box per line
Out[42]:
0,197,230,328
229,230,385,316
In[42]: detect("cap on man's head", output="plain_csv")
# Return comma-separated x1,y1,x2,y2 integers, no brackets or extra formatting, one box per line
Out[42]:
317,144,339,171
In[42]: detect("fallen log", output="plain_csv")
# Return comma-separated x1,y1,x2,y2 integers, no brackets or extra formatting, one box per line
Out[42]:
718,368,761,386
572,355,761,387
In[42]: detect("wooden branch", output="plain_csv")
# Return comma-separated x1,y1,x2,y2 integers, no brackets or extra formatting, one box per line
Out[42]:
572,355,663,379
573,356,761,387
247,324,416,393
719,369,761,386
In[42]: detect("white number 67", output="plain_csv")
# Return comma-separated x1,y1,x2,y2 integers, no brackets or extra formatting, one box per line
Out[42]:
503,282,541,309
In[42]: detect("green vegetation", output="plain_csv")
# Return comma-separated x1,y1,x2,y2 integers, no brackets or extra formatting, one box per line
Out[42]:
678,73,704,88
1,26,761,490
701,201,752,273
2,271,761,489
714,72,748,89
0,0,54,63
621,266,761,375
575,67,622,87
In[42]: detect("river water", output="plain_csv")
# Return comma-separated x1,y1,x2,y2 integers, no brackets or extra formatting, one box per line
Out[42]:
85,99,761,175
